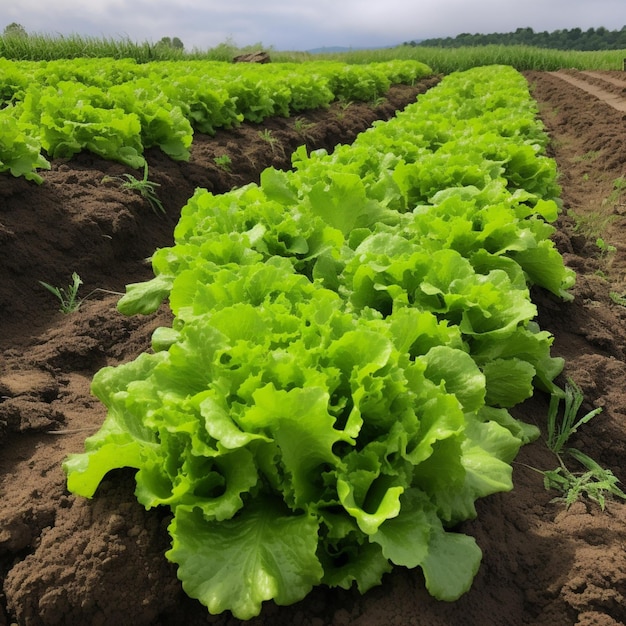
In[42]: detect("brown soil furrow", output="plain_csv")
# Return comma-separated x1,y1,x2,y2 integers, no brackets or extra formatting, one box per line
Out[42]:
549,70,626,111
580,70,626,89
581,70,626,89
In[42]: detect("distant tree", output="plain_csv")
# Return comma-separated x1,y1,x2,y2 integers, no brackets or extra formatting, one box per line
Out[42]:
415,24,626,51
157,36,184,50
3,22,27,38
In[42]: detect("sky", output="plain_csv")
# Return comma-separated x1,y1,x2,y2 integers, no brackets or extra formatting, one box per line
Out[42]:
2,0,625,51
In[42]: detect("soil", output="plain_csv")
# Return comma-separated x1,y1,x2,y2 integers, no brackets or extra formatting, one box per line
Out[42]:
2,70,626,626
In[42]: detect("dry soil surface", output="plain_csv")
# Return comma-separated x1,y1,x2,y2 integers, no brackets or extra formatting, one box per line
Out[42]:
2,71,626,626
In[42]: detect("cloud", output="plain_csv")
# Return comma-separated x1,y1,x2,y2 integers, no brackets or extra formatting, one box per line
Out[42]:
2,0,625,51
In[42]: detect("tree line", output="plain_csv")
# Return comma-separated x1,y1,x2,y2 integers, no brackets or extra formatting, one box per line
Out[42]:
406,26,626,51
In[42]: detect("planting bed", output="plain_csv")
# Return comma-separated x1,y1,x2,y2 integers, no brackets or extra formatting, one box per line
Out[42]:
2,70,626,625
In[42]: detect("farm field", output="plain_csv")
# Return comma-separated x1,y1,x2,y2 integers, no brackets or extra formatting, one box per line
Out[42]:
2,66,626,626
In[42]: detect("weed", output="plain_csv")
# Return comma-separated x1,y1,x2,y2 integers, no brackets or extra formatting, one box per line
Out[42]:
39,272,83,313
258,129,283,156
546,379,602,455
531,378,626,510
39,273,123,314
102,163,165,214
214,154,232,172
543,449,626,511
293,117,315,141
569,208,617,242
609,291,626,306
334,99,353,120
572,150,601,163
595,236,616,260
605,176,626,207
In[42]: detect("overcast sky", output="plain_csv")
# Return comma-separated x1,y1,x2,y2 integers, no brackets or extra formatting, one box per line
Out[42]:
2,0,625,51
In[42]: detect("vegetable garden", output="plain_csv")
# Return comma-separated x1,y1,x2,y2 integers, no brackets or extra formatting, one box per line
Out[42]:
2,53,626,626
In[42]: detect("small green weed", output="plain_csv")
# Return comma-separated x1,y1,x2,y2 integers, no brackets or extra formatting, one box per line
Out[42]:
605,176,626,207
569,209,617,242
39,272,83,313
537,379,626,510
334,99,353,120
609,291,626,306
39,273,123,314
214,154,232,172
546,379,602,456
543,449,626,511
572,150,600,163
258,129,283,156
293,117,315,141
595,237,616,259
102,163,164,214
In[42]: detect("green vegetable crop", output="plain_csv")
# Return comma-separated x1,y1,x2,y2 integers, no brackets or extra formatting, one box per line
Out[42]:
0,57,432,180
64,65,574,619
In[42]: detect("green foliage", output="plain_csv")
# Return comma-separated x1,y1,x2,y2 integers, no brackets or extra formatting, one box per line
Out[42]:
0,105,50,183
546,379,602,455
0,57,431,180
102,163,165,214
213,154,232,172
543,449,626,511
3,22,27,38
64,66,573,618
39,272,83,313
412,25,626,52
540,379,626,510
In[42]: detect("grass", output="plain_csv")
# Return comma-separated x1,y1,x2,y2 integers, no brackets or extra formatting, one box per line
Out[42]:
102,163,164,214
213,154,233,172
293,117,316,142
568,176,626,266
609,291,626,306
39,272,83,313
605,176,626,207
572,150,601,163
258,129,283,156
533,379,626,510
3,33,626,72
308,44,626,72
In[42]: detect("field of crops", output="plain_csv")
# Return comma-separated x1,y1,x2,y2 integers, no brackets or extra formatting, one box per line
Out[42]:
2,49,626,626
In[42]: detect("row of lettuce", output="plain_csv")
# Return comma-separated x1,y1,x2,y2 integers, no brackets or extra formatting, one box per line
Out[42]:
0,57,431,183
63,65,575,619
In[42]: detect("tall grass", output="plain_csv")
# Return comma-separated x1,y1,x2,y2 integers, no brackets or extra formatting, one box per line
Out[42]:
0,33,256,62
310,44,626,72
2,33,625,72
0,33,181,61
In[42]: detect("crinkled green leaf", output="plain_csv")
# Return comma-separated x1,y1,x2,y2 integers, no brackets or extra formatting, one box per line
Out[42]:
421,527,482,601
422,346,485,413
167,500,324,619
482,357,536,408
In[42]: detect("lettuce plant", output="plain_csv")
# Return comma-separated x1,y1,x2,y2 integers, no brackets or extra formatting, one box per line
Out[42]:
64,66,572,619
64,258,533,618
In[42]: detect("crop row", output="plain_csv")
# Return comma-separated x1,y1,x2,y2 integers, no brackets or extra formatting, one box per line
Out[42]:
64,65,574,619
0,57,431,182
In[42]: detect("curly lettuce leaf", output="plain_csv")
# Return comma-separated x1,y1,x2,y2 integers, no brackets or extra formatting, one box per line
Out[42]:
167,501,324,620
